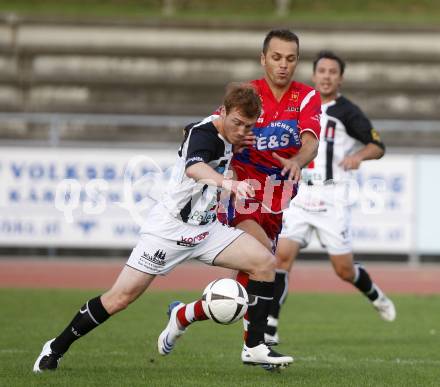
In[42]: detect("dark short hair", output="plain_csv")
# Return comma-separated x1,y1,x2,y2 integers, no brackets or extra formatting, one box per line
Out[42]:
223,82,261,119
313,50,346,75
262,29,300,55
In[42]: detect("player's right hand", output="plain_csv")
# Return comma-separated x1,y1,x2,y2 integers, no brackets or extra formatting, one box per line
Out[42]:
222,179,255,200
272,153,302,183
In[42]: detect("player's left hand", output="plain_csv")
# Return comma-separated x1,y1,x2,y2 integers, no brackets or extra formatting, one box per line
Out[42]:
272,153,302,182
233,134,256,153
339,154,362,170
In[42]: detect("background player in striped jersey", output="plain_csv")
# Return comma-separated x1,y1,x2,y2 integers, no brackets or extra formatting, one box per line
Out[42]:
33,83,293,372
265,50,396,345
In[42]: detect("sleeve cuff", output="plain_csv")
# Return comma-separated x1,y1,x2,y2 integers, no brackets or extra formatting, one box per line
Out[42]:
300,128,319,140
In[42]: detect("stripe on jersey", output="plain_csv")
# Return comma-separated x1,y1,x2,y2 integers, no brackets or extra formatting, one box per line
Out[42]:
233,151,285,180
300,90,316,112
179,184,210,224
325,119,337,181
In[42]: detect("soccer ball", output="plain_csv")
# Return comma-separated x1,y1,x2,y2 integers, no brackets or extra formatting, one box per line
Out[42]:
202,278,248,324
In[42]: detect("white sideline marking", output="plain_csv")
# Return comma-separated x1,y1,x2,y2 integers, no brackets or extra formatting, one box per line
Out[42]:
0,349,29,354
85,350,129,357
297,356,440,366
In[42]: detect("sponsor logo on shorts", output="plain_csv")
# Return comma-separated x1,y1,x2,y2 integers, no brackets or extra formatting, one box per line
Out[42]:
140,249,166,267
177,231,209,247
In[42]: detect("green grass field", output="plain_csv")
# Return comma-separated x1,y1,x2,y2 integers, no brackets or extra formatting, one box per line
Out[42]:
1,0,440,25
1,289,440,386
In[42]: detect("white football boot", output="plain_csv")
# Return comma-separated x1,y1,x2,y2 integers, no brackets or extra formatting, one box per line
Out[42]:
157,301,186,355
372,290,396,322
33,338,62,372
241,343,293,370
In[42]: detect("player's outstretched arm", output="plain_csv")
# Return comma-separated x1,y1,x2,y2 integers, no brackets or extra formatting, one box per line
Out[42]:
272,131,319,182
339,143,385,171
186,162,226,187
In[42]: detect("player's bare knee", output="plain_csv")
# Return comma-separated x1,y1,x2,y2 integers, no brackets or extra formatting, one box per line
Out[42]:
277,252,290,265
276,252,292,271
253,252,276,280
105,292,133,314
335,265,355,282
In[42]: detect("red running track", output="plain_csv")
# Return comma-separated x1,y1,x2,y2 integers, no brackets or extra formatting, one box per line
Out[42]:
0,258,439,294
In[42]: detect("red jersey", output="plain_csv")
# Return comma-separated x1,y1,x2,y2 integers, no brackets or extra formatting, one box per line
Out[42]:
233,78,321,179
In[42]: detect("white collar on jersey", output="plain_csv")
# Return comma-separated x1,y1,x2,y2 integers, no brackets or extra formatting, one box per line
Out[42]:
321,93,341,108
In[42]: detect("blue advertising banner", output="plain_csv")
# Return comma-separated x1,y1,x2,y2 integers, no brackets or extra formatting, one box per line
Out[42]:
0,147,176,247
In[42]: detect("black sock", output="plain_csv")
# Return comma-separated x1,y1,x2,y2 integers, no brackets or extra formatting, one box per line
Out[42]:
245,280,274,348
266,270,288,335
51,296,110,354
353,263,379,301
269,270,289,319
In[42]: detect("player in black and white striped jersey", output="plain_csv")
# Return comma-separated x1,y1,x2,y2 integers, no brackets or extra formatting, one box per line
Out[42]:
158,114,234,226
33,83,293,373
266,51,396,345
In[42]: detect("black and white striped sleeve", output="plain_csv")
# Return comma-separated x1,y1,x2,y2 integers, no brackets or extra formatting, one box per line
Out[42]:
185,127,221,169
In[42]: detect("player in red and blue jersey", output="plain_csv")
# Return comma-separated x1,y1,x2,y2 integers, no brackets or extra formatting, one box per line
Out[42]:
231,77,322,241
224,30,322,350
228,30,321,243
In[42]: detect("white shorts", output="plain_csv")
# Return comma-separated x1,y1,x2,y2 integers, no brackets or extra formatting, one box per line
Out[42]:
126,205,244,275
280,185,352,255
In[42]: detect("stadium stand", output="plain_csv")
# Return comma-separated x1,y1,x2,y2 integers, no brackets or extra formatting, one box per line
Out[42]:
0,18,440,146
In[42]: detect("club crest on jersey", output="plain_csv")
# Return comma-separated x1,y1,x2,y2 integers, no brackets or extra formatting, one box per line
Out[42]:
290,91,299,102
371,128,381,142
